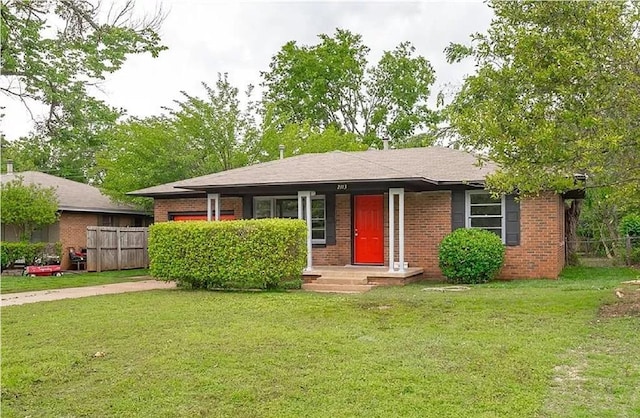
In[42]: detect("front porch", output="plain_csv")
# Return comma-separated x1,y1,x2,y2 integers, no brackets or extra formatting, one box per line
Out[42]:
302,265,425,293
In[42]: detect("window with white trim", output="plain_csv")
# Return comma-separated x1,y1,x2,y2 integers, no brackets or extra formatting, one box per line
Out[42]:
465,191,505,242
253,196,326,244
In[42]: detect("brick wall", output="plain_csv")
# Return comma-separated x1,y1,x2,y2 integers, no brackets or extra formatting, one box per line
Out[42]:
59,212,98,269
154,197,243,222
58,212,152,270
311,191,563,279
400,192,452,277
501,192,565,279
312,194,351,266
153,191,565,279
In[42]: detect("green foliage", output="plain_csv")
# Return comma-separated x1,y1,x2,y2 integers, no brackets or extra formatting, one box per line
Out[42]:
619,214,640,237
1,241,48,268
149,219,307,290
438,228,505,284
97,74,257,207
1,0,166,182
447,1,640,206
0,177,59,241
257,107,367,161
261,28,438,148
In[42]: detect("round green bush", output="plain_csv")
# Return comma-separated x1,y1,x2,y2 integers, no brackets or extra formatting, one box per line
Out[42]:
438,228,505,284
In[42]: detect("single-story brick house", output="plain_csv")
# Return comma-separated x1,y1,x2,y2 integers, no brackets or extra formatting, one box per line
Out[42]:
1,167,151,270
130,146,578,279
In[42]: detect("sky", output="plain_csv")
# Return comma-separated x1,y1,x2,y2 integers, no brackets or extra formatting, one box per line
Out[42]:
2,0,495,140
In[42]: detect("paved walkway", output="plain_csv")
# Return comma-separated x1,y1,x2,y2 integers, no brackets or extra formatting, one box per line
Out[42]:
1,280,177,307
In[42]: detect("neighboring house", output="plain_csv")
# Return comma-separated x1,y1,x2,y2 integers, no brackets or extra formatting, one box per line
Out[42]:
1,167,151,270
130,146,581,279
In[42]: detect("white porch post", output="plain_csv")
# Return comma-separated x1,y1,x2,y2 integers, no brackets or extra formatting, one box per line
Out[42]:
207,193,220,221
388,191,395,273
398,188,405,273
389,188,406,273
298,191,315,271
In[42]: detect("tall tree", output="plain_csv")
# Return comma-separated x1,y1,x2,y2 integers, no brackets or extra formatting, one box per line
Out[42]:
1,0,166,182
168,74,258,173
446,1,640,261
256,106,367,162
96,74,258,209
261,29,438,148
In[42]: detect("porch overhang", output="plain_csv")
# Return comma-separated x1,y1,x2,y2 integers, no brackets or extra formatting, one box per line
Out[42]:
169,177,490,196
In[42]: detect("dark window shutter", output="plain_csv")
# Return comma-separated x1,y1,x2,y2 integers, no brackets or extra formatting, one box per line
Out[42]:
325,194,336,245
505,194,520,246
451,190,466,231
242,195,253,219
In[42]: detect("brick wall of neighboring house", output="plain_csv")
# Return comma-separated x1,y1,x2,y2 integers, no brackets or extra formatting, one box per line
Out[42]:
501,193,565,279
154,197,243,222
59,212,99,270
58,212,150,270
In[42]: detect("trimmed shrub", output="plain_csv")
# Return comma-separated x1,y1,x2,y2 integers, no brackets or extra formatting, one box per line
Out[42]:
619,213,640,238
1,242,49,269
438,228,505,284
149,219,307,290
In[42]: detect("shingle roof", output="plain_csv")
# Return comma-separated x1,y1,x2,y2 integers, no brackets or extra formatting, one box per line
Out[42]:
129,147,497,196
1,171,147,215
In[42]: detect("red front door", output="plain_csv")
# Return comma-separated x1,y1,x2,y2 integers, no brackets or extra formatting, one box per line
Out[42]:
354,195,384,264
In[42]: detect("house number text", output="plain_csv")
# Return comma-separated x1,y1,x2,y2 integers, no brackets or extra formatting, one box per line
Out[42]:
336,184,348,190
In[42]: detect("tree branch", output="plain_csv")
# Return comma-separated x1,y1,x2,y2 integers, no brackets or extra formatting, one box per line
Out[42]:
59,0,100,32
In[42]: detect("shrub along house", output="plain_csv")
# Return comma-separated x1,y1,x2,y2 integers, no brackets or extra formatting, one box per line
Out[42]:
130,146,572,282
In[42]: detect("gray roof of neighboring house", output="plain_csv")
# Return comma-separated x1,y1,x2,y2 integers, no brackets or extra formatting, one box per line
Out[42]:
129,147,497,197
1,171,147,215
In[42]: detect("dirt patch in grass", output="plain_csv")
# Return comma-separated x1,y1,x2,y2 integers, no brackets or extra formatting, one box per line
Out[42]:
598,283,640,318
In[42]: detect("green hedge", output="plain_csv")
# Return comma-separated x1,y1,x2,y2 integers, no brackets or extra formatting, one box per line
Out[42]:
149,219,307,290
1,242,57,269
438,228,505,284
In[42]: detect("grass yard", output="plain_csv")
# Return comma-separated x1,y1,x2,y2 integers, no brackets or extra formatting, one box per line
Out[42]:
0,269,150,294
2,267,639,417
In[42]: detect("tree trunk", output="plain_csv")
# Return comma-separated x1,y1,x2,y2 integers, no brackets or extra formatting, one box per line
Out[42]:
565,199,583,265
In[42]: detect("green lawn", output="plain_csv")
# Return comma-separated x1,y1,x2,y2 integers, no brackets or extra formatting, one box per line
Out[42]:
2,267,639,417
0,269,150,294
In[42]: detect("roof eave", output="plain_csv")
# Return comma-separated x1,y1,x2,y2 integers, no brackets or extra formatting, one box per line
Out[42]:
176,177,439,191
126,189,205,198
59,206,149,215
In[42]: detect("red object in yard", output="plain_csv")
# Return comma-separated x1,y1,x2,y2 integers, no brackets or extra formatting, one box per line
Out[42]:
24,265,63,277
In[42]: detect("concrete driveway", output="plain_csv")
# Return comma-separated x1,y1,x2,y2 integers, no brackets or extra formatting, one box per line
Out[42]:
1,280,176,307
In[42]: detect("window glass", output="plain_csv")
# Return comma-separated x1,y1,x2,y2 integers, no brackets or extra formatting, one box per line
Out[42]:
276,199,298,218
470,217,502,228
470,193,501,205
254,196,326,243
467,192,504,241
254,199,272,219
470,205,502,216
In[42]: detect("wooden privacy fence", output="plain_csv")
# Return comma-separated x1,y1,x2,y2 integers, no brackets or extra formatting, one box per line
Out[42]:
86,227,149,272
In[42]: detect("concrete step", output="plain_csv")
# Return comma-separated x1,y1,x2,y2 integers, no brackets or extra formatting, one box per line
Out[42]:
315,277,369,285
302,283,375,294
310,270,377,279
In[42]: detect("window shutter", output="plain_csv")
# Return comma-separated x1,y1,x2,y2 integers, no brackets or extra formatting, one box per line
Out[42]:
242,195,253,219
451,190,465,231
325,194,336,245
505,194,520,246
